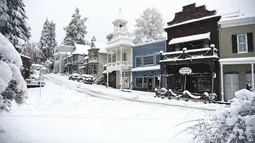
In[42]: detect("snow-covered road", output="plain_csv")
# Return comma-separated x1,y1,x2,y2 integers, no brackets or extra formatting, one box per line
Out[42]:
0,75,216,143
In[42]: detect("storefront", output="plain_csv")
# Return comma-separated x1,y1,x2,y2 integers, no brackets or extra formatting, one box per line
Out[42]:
132,70,165,91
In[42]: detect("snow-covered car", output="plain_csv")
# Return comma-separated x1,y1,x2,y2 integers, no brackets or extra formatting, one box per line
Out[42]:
68,73,80,81
78,74,94,83
84,77,94,84
26,77,46,88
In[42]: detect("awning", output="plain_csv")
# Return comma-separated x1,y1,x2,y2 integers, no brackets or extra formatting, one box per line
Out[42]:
131,65,160,72
102,70,113,74
79,66,86,69
169,32,210,45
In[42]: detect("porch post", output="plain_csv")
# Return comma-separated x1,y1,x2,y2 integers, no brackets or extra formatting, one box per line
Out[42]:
116,48,118,62
120,46,122,62
107,51,109,88
120,69,122,89
220,63,224,101
252,63,254,90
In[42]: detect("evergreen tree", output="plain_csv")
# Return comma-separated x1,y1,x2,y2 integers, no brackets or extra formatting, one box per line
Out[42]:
133,7,164,44
63,7,88,46
0,0,31,47
39,19,57,62
0,0,8,31
21,41,43,64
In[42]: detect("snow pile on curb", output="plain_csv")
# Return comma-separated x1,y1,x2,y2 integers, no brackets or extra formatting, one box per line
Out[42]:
46,74,223,111
188,89,255,142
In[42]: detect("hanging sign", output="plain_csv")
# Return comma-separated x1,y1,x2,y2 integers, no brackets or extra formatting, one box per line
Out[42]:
179,67,192,75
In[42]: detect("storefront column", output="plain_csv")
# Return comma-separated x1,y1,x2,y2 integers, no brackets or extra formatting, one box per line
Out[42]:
251,63,254,90
106,51,109,88
120,69,122,89
220,64,224,101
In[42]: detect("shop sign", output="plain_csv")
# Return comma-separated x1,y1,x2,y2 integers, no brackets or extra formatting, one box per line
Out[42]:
179,67,192,75
143,72,153,76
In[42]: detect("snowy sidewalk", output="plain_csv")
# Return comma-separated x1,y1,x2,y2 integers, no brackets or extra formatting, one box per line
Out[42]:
46,74,225,111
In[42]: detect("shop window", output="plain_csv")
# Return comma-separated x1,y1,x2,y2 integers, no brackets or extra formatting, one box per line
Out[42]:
197,76,211,92
93,65,97,74
136,77,143,87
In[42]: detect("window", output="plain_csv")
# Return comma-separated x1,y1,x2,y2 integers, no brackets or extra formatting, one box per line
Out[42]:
73,55,78,61
237,34,248,53
123,53,127,61
93,65,97,74
143,55,154,66
136,56,142,67
155,54,160,65
135,77,142,87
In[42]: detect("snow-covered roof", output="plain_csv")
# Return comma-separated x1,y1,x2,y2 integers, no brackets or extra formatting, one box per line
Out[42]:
84,56,89,60
219,57,255,65
132,65,160,72
169,32,210,45
20,54,31,59
79,66,86,69
134,39,166,47
165,15,220,29
73,44,90,55
160,54,219,63
53,52,71,56
31,64,42,67
219,15,255,28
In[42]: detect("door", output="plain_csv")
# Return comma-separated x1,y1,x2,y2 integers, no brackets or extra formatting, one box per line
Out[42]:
224,73,239,101
246,73,255,89
148,78,153,91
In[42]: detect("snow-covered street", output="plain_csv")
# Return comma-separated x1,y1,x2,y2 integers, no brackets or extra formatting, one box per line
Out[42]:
0,74,220,143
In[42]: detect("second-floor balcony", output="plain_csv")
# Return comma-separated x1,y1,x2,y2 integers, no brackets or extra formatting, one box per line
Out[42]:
105,61,132,71
160,45,219,64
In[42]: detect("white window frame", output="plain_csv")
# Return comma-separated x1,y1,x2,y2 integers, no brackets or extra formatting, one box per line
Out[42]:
154,53,160,65
135,56,142,67
142,54,154,66
237,34,248,53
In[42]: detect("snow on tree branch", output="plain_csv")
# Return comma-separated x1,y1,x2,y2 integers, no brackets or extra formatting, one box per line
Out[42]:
133,7,164,44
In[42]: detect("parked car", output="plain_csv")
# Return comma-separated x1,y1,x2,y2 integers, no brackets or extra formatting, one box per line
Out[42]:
84,76,94,84
69,73,80,81
26,76,46,88
94,77,105,85
77,74,93,82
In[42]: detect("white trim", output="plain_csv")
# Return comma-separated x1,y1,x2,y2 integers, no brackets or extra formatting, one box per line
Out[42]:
132,65,160,72
166,15,220,29
219,57,255,65
237,34,248,53
219,16,255,28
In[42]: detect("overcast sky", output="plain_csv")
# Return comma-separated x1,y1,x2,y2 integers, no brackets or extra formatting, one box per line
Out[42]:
23,0,255,44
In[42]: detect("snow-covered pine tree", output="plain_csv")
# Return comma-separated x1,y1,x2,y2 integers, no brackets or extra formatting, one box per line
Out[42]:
0,33,27,112
0,0,8,32
21,41,43,64
2,0,31,47
39,19,57,63
133,7,164,44
63,7,88,46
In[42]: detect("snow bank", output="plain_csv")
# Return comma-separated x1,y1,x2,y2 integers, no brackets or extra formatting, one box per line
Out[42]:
189,89,255,142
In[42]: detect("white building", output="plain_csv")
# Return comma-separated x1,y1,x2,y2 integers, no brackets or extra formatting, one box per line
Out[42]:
105,10,134,89
53,45,74,73
87,42,107,78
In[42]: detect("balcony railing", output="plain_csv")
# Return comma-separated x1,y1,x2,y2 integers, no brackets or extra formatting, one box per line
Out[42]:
161,46,219,62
